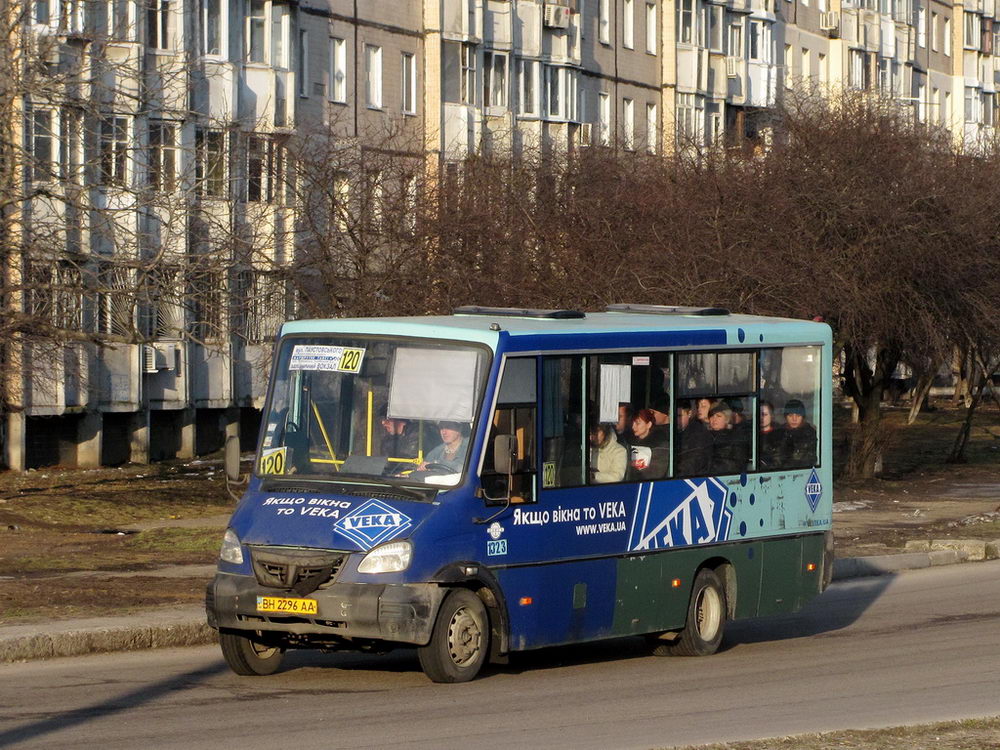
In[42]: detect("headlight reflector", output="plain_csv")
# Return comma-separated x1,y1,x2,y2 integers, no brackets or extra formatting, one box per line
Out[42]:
219,528,244,564
358,541,412,574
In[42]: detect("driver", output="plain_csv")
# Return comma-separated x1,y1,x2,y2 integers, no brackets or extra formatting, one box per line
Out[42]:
417,421,468,473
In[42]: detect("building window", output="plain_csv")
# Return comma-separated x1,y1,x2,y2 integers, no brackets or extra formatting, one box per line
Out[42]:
100,116,128,186
677,0,694,45
247,135,266,201
442,41,476,105
914,75,927,122
676,92,701,144
245,0,265,62
26,109,54,183
365,44,382,109
707,5,723,52
944,17,951,56
518,58,539,116
818,53,827,85
784,44,793,88
483,51,508,109
107,0,133,39
931,12,938,51
297,30,308,96
848,49,870,89
147,121,177,192
917,7,926,48
622,97,634,150
645,3,656,54
202,0,221,55
544,65,578,121
729,20,742,57
984,92,996,127
146,0,169,49
965,86,981,123
748,20,765,61
964,11,981,50
271,3,288,68
645,102,657,153
402,52,417,114
599,91,610,145
599,0,610,44
329,37,346,103
623,0,634,48
196,128,226,198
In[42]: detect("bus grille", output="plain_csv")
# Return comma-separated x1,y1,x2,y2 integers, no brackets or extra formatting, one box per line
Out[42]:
249,546,348,595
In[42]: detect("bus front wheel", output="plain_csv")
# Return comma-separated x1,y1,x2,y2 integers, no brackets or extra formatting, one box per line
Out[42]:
658,567,727,657
418,588,489,683
219,631,285,676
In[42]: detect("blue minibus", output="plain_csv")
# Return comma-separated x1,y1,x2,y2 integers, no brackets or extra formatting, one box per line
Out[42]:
208,305,833,682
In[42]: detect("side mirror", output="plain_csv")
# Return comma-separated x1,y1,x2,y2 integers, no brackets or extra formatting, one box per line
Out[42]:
493,434,516,476
225,435,242,483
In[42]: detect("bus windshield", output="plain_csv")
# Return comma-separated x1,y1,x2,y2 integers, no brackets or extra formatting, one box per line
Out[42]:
258,336,489,486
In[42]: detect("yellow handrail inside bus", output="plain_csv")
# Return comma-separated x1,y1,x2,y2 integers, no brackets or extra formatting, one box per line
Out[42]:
310,401,340,471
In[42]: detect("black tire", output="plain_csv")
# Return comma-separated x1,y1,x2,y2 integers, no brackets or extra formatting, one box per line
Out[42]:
417,588,489,683
661,567,727,657
219,631,285,676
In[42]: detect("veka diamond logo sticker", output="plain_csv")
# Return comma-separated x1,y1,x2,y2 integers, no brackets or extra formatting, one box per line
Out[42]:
805,468,823,513
333,499,413,551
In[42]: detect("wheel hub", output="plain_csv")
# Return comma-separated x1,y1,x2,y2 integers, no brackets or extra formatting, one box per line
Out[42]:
447,606,482,666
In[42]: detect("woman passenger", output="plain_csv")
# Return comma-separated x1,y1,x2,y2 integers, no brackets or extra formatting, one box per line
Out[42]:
707,403,745,475
589,422,628,484
627,409,669,481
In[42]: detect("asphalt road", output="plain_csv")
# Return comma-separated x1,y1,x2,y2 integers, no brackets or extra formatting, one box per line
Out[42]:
2,561,999,750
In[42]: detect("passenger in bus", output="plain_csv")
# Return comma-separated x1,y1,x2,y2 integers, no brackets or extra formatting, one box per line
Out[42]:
417,421,468,473
615,402,634,445
675,399,713,476
649,395,671,434
378,413,422,462
707,403,745,475
627,409,669,481
696,397,715,424
588,422,628,484
758,400,783,469
779,399,818,467
726,398,752,468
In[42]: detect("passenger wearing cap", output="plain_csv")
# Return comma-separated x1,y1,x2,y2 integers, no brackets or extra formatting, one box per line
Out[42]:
418,421,468,473
707,402,747,475
649,395,671,435
779,399,817,468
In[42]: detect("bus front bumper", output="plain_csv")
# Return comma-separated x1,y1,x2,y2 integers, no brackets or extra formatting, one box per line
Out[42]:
206,572,444,647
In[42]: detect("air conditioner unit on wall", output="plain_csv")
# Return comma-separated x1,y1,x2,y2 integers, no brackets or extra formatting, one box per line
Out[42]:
578,122,593,146
543,3,571,29
142,345,159,374
726,56,741,77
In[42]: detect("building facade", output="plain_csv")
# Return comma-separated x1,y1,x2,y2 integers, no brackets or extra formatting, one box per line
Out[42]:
4,0,991,470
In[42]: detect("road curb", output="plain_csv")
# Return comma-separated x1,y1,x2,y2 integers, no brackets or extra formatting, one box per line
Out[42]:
0,607,216,664
1,550,991,664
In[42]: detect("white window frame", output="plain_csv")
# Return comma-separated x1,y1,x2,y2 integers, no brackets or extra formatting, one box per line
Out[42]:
707,5,723,52
147,120,178,192
624,0,634,49
944,17,951,56
623,97,634,150
678,0,694,45
964,11,981,51
298,30,309,97
106,0,135,40
146,0,170,50
201,0,224,55
100,115,129,187
599,0,611,44
270,3,289,69
245,0,265,63
483,50,509,110
645,102,657,153
599,91,611,145
26,108,54,183
329,37,346,103
518,58,539,117
365,43,383,110
917,7,926,48
402,51,417,115
645,3,657,54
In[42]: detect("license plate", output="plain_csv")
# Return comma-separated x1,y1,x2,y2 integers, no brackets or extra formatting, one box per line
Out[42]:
256,596,318,615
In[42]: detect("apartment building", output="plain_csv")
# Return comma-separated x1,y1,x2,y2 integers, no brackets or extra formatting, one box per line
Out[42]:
5,0,992,470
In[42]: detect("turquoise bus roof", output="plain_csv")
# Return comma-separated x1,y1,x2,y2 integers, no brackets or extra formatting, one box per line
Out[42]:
279,311,830,349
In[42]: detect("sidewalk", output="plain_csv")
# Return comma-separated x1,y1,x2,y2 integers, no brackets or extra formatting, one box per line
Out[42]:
3,544,999,664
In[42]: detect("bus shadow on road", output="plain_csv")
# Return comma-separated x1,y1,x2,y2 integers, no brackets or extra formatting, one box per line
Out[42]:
723,572,896,649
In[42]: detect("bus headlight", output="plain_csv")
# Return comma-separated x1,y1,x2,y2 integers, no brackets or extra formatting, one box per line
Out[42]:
358,541,412,574
219,528,244,565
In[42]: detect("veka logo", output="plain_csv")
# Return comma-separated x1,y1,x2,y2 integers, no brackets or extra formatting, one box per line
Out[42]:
805,469,823,513
629,478,733,551
333,499,413,551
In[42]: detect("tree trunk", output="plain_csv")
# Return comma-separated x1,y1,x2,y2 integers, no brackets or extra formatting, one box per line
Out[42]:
842,343,898,479
906,368,937,425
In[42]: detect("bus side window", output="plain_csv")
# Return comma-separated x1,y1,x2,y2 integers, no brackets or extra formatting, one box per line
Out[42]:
542,356,585,488
760,347,821,469
482,357,537,506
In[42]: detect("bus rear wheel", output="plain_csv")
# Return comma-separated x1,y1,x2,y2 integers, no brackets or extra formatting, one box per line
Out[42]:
219,631,285,676
658,567,727,657
418,588,489,683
